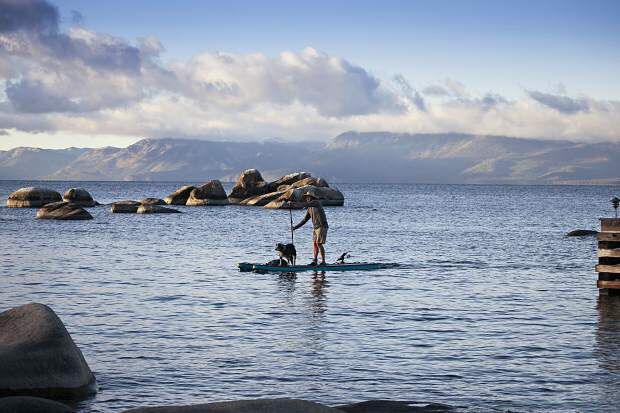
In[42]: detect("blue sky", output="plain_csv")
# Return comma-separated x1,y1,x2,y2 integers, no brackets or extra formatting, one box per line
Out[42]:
1,0,619,149
53,0,620,99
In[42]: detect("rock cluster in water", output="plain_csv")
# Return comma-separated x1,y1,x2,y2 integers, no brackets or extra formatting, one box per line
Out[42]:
5,169,344,220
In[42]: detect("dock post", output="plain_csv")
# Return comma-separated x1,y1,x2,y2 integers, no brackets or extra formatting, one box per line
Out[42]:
597,218,620,295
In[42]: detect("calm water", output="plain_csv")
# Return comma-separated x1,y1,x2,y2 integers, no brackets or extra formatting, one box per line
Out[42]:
1,181,619,413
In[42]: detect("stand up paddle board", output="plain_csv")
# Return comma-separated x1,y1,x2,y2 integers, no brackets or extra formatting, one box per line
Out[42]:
238,262,397,273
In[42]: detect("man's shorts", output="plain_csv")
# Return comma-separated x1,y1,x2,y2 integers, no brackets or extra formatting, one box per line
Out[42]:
313,226,328,244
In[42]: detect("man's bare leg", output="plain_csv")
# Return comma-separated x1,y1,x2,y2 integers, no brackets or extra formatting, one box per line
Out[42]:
313,241,319,264
318,244,326,264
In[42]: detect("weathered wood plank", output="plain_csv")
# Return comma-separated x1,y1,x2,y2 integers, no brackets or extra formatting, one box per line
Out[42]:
601,218,620,232
597,280,620,289
596,264,620,274
599,249,620,258
598,272,620,281
598,233,620,242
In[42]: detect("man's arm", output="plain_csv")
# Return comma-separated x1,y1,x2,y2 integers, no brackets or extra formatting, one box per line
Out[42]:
292,210,311,230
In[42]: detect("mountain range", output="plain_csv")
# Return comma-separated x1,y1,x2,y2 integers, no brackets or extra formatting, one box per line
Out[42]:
1,132,619,184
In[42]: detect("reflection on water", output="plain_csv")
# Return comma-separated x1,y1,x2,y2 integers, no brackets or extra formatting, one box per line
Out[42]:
311,271,328,315
596,295,620,372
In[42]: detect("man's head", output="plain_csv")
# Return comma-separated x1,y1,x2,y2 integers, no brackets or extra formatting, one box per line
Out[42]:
302,189,319,202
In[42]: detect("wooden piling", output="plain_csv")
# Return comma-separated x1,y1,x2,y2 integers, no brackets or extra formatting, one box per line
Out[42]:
597,218,620,295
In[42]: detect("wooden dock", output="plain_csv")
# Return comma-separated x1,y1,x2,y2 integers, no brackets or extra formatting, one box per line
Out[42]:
597,218,620,295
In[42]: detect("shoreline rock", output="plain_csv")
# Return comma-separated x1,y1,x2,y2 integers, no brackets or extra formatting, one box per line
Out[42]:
0,303,97,399
141,198,166,205
7,187,62,208
0,396,74,413
566,229,598,237
228,169,270,204
122,398,342,413
62,188,97,207
36,202,93,220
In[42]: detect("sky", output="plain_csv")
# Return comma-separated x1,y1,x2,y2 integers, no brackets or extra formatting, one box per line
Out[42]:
0,0,619,149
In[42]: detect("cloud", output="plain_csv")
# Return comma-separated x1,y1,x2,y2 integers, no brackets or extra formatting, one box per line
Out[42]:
526,90,589,114
0,0,619,144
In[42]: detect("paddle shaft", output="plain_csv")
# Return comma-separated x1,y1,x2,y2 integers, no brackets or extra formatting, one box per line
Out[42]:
289,206,294,245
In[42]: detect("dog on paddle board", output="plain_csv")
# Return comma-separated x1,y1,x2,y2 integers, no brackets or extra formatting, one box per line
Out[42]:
275,243,296,266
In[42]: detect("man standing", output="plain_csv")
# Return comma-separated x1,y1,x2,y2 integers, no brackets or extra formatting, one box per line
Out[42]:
289,189,329,266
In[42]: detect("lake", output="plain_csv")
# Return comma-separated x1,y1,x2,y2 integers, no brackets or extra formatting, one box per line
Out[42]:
1,181,619,412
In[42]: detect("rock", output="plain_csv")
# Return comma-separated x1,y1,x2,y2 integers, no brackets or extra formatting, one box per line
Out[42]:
36,202,93,220
62,188,97,207
7,187,62,208
164,185,196,205
0,303,97,399
186,180,229,206
122,398,342,413
0,396,74,413
110,200,141,213
228,169,269,203
337,400,454,413
239,190,286,206
265,185,345,209
566,229,598,237
269,172,312,189
136,205,182,214
291,176,329,189
140,198,166,205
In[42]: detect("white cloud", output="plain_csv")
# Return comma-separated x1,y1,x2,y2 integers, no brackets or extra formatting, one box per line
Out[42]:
0,0,619,146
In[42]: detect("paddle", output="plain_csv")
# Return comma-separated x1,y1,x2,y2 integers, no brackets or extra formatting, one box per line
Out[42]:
289,204,294,245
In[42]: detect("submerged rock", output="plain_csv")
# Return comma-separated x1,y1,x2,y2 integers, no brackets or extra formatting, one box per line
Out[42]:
137,205,181,214
265,185,345,209
566,229,598,237
0,396,74,413
228,169,269,203
164,185,196,205
110,200,141,213
122,398,341,413
62,188,97,207
140,198,166,205
186,180,229,206
337,400,455,413
36,202,93,220
0,303,97,399
7,187,62,208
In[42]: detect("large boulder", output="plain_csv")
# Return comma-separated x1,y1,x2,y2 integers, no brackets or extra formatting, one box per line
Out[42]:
7,187,62,208
62,188,97,207
265,185,345,209
228,169,269,203
110,200,141,213
164,185,196,205
186,180,229,206
0,396,74,413
36,202,93,220
140,198,166,206
269,172,312,189
0,303,97,399
137,205,181,214
122,398,342,413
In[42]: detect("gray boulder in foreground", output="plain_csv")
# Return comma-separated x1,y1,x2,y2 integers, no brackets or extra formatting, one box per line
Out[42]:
137,205,182,214
62,188,97,207
164,185,196,205
0,396,74,413
123,398,342,413
111,200,141,213
566,229,598,237
36,202,93,220
0,303,97,399
337,400,454,412
7,187,62,208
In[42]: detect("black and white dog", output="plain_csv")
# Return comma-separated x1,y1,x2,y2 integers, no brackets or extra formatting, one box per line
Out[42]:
274,243,296,266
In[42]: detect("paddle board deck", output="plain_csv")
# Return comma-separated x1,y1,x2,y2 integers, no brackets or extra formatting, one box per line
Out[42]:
238,262,397,273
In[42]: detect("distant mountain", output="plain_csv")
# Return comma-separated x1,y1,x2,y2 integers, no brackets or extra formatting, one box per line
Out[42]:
1,132,619,184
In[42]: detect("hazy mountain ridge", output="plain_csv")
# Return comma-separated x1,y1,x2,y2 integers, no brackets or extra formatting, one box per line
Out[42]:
1,132,619,184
